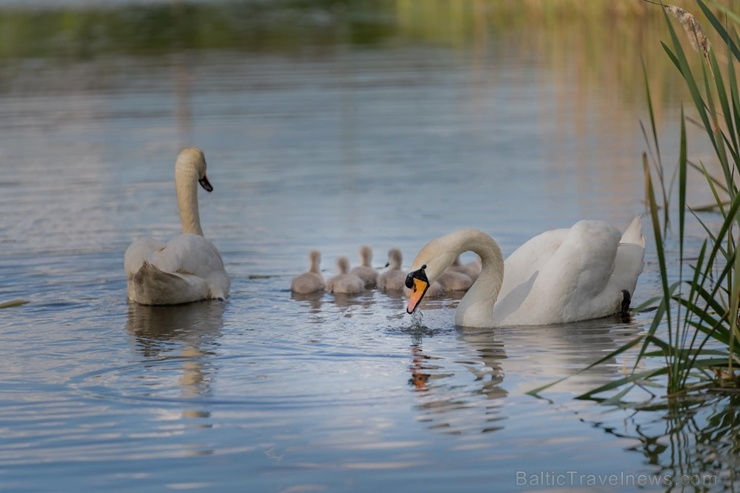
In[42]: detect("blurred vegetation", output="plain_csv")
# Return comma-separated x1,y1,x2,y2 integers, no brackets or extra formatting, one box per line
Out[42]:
0,0,737,57
0,0,737,107
0,0,397,58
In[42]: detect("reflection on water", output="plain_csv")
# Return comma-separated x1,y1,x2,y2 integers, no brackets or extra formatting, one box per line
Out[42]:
590,394,740,489
405,317,641,438
125,301,226,401
126,301,225,357
290,290,324,311
409,335,507,436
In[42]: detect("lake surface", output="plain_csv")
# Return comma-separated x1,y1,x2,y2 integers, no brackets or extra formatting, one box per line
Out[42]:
0,1,733,492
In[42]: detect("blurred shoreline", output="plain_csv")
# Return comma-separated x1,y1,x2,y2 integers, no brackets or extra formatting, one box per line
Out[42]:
1,0,735,112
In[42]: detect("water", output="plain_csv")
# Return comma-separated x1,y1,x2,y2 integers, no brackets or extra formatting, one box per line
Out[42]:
0,2,734,492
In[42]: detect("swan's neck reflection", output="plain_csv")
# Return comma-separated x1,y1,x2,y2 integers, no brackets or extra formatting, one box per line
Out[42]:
409,328,508,435
408,319,641,436
125,301,225,406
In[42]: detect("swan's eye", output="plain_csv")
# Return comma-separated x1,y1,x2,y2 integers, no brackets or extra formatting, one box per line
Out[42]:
405,273,415,289
405,265,429,290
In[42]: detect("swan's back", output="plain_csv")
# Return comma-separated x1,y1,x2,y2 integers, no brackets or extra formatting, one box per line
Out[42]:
148,234,226,283
497,228,569,302
125,237,167,280
129,234,230,304
493,217,645,325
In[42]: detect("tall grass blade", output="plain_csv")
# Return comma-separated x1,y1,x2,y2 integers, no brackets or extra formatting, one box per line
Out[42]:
663,11,716,153
679,105,687,268
576,367,668,402
700,0,740,61
694,160,727,215
566,1,740,402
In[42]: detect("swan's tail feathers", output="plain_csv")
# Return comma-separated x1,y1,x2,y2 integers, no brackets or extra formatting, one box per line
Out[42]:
613,216,646,301
621,215,645,248
130,262,208,305
209,280,230,301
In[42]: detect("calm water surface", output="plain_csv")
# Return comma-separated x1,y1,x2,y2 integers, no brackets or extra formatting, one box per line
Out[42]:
0,3,730,492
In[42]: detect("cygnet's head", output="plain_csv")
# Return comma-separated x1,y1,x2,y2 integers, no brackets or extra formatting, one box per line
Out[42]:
359,245,373,266
308,250,322,270
387,248,403,269
337,256,350,274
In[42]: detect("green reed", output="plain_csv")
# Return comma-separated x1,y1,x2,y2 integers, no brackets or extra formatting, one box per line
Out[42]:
638,0,740,397
531,0,740,402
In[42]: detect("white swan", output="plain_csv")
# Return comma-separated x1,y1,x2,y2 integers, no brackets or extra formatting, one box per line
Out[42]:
291,250,325,294
124,147,230,305
350,245,378,288
405,217,645,327
377,248,406,292
327,257,365,295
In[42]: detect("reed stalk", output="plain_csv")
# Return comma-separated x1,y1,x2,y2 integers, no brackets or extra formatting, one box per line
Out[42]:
531,0,740,402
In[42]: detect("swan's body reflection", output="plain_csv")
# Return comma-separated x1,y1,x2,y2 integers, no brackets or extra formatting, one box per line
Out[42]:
408,316,641,435
125,301,225,401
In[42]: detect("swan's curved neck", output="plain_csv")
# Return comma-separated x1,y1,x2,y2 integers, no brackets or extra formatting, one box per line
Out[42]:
451,230,504,327
175,163,203,236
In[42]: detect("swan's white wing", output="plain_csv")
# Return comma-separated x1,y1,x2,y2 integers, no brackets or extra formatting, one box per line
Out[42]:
494,220,626,325
546,220,622,304
148,234,224,277
492,228,569,324
132,262,211,305
125,237,167,279
127,234,230,304
545,218,644,321
498,227,569,300
148,233,230,298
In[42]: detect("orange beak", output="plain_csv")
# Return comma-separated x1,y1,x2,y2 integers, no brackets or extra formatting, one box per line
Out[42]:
405,266,430,314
